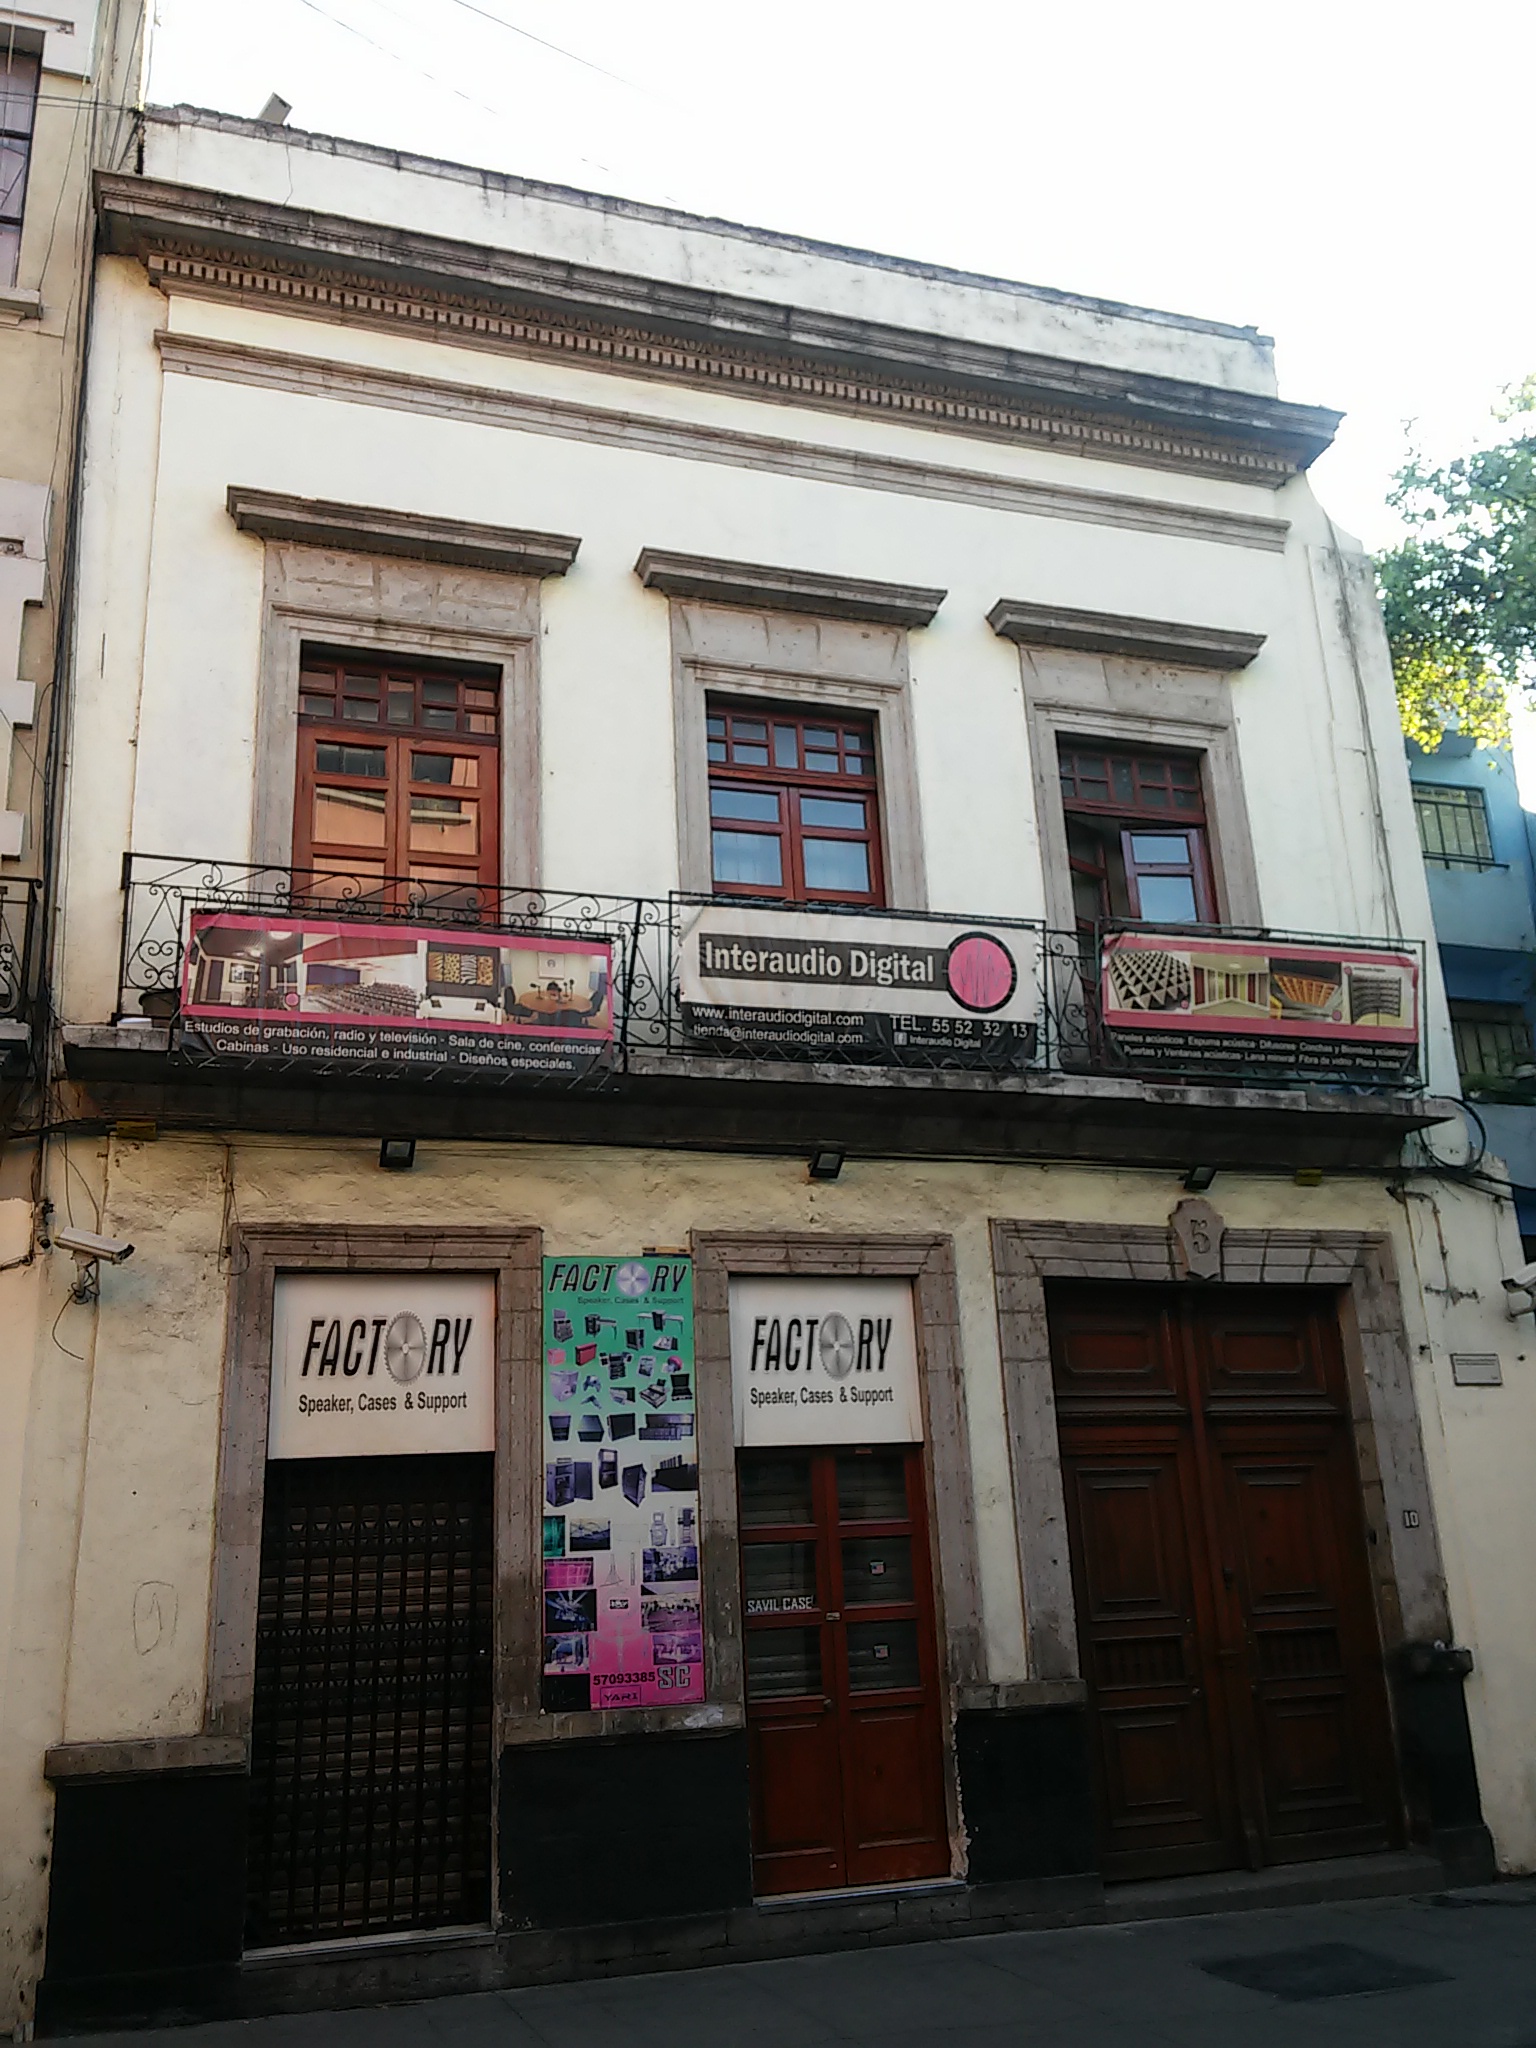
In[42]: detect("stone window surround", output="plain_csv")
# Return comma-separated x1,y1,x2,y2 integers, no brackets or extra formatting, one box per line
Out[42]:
1007,642,1262,933
989,1219,1451,1689
667,598,928,910
205,1226,543,1756
692,1231,985,1871
248,541,542,886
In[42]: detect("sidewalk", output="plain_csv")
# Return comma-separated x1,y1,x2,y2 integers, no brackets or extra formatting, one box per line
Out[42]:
73,1883,1536,2048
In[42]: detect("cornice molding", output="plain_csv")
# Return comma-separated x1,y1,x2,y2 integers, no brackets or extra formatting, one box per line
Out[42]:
987,597,1265,670
636,549,944,627
225,486,579,576
159,333,1289,556
102,175,1337,489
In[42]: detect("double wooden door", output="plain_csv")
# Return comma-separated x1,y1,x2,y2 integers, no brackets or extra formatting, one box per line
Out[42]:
1050,1286,1400,1881
739,1446,949,1895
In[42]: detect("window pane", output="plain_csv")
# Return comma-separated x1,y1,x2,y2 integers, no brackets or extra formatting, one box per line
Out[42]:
421,679,457,705
0,55,40,137
841,1535,913,1606
743,1542,818,1615
800,796,866,830
837,1452,907,1522
1110,760,1135,802
733,720,767,742
713,829,783,888
746,1627,821,1702
0,138,27,218
708,740,727,763
387,688,414,724
305,864,386,902
710,786,780,823
300,695,334,720
410,795,478,855
312,786,386,846
773,726,799,768
412,751,478,787
1135,875,1198,921
314,743,386,778
804,729,836,749
0,223,18,289
342,698,381,723
846,1618,919,1692
421,707,457,729
804,751,840,774
803,838,870,893
739,1455,813,1527
1127,833,1191,865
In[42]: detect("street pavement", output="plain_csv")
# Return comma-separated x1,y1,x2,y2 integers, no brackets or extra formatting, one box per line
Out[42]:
78,1882,1536,2048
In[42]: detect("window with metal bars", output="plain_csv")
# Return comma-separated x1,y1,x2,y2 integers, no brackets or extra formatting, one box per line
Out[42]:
706,703,884,904
295,651,502,909
246,1454,495,1947
0,43,40,287
1412,783,1495,868
1448,1000,1535,1085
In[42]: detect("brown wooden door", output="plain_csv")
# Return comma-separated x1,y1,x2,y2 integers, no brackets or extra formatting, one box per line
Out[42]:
739,1446,949,1896
1051,1286,1400,1882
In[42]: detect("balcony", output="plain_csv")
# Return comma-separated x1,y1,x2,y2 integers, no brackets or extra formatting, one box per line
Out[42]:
59,855,1452,1173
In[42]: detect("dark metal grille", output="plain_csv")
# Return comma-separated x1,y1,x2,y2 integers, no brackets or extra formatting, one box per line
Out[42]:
246,1454,495,1947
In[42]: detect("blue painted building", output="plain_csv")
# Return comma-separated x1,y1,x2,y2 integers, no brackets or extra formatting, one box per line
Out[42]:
1410,733,1536,1244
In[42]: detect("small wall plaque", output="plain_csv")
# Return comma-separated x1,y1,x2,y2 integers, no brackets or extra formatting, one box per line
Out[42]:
1170,1197,1224,1282
1450,1352,1503,1387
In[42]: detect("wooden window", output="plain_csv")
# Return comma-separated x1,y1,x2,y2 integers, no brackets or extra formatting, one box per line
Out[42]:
1060,740,1216,928
1449,1000,1534,1085
1412,783,1495,868
0,45,39,287
295,652,500,909
707,704,884,905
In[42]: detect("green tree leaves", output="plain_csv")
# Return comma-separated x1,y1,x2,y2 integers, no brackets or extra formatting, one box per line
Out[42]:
1375,382,1536,749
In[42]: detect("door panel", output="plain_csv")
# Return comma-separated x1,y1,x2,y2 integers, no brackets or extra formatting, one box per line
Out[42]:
741,1445,948,1895
1059,1439,1234,1875
1050,1285,1400,1883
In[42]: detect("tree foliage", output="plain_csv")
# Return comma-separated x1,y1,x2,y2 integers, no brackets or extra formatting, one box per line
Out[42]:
1375,378,1536,749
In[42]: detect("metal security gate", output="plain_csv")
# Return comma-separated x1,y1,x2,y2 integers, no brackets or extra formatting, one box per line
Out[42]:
246,1453,495,1947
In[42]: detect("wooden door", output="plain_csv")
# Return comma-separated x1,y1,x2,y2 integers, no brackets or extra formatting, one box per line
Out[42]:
739,1446,949,1895
1051,1287,1399,1882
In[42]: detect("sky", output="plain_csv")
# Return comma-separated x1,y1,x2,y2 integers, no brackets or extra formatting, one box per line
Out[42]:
145,0,1536,780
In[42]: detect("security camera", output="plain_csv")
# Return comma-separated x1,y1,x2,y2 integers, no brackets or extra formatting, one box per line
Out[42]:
54,1226,135,1265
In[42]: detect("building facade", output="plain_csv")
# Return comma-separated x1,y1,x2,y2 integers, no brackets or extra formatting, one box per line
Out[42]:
4,102,1533,2033
0,1,142,1080
1410,734,1536,1239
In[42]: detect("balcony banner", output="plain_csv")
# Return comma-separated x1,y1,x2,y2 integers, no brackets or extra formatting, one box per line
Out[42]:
542,1255,703,1712
679,904,1038,1063
1099,932,1420,1082
177,909,614,1077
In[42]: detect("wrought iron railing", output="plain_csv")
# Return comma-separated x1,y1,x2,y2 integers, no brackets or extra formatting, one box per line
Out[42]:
114,856,1426,1092
0,877,38,1022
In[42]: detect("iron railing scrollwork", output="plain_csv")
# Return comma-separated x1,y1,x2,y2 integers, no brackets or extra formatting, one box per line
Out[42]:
115,856,1427,1093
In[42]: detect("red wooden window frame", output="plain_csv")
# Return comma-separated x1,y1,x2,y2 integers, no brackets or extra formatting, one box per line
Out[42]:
294,653,501,908
707,704,885,906
1059,740,1217,928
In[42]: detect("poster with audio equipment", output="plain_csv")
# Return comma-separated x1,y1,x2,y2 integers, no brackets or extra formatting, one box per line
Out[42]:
541,1255,703,1711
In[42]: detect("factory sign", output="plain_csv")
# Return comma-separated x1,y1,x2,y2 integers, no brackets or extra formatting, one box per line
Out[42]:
269,1272,496,1458
1099,932,1421,1084
178,909,613,1078
679,904,1037,1063
729,1276,924,1447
